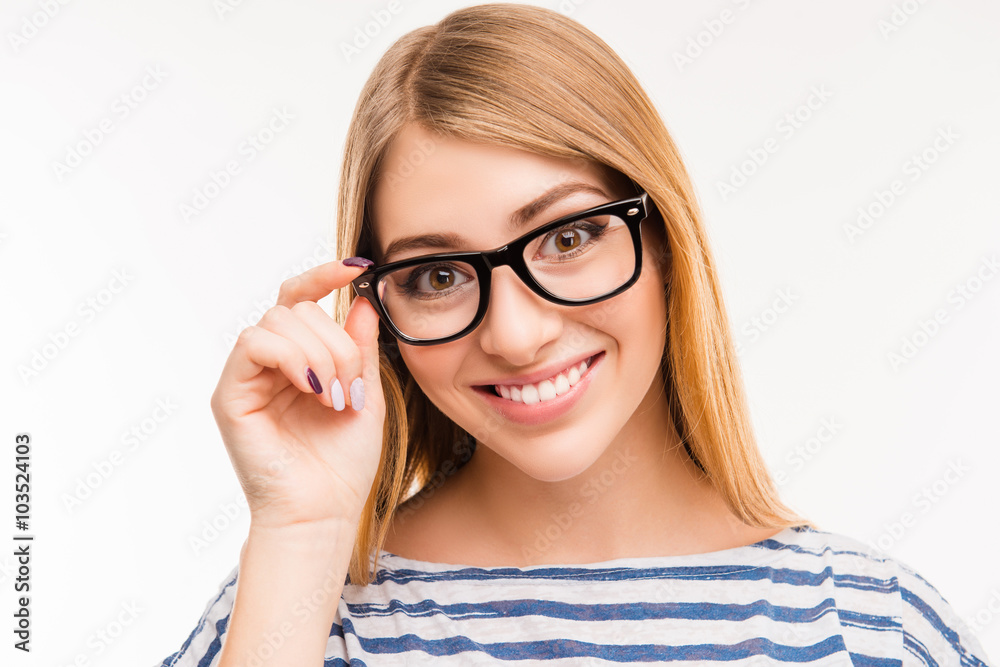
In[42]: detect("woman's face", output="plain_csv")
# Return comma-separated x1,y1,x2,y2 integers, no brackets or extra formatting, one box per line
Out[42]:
370,123,671,483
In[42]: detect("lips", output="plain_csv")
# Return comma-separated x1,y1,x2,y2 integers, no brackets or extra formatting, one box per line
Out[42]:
471,352,604,426
475,351,599,387
490,356,593,404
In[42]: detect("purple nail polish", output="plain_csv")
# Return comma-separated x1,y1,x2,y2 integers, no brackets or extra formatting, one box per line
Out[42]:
305,367,323,394
343,256,374,268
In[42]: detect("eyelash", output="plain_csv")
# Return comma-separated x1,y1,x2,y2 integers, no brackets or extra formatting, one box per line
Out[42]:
533,220,607,261
397,262,473,299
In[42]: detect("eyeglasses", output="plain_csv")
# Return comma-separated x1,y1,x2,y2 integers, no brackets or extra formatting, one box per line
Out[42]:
351,191,655,345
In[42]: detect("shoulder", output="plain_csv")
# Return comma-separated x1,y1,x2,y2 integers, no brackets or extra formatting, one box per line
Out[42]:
782,526,991,666
891,557,991,665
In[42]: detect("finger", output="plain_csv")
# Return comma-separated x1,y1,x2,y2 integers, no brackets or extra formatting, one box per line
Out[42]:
290,300,363,409
343,295,383,410
257,305,342,409
277,259,373,308
222,325,313,398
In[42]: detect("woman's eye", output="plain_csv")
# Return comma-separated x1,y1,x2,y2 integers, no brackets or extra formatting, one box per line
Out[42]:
540,226,593,255
416,266,469,291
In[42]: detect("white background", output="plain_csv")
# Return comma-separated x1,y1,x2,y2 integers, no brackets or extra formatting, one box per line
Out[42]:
1,0,998,665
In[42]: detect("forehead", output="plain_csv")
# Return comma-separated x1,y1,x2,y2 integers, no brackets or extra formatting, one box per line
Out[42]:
369,124,625,257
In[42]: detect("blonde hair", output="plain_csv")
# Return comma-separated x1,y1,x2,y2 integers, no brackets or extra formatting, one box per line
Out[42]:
333,2,814,586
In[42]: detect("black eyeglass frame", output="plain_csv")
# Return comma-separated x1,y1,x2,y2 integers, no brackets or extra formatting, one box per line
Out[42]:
351,191,654,346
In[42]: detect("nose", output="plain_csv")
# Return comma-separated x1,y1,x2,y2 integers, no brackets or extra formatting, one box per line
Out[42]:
476,266,563,365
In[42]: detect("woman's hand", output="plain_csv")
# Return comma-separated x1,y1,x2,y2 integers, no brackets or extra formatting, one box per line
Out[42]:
209,259,386,530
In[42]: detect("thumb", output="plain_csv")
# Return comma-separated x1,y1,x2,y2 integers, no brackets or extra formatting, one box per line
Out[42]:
343,295,384,387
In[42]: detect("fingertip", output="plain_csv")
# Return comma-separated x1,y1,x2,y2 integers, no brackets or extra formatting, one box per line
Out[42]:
342,256,375,269
344,296,383,373
347,294,379,329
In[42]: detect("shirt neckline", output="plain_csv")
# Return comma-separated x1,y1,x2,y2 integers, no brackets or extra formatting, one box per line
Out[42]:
376,525,808,572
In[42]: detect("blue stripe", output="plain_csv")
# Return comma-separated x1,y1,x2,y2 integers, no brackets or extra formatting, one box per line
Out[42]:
847,653,902,667
737,528,883,564
159,568,238,666
371,562,899,597
195,616,230,667
350,596,844,625
837,608,902,633
901,585,990,667
338,618,883,662
904,628,938,667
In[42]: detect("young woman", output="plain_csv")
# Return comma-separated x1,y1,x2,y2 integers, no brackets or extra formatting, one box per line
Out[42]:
158,4,991,666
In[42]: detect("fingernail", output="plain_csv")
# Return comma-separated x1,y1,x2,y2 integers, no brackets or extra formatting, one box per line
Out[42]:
343,256,374,268
330,378,346,411
350,377,365,411
305,367,323,394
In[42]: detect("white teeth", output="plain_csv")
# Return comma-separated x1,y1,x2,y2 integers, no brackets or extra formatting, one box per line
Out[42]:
492,356,594,405
537,380,556,401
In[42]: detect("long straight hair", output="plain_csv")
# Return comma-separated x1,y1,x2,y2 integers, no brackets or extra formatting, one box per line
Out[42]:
333,2,814,586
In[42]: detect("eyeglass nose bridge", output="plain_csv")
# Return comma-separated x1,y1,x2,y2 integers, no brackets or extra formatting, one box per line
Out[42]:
476,241,568,310
476,244,529,308
479,243,520,272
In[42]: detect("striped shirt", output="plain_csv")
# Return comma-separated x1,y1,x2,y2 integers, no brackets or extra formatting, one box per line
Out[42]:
157,525,992,665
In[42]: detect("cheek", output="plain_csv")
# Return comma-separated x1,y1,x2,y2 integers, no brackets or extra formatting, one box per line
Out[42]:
398,344,464,398
576,256,667,345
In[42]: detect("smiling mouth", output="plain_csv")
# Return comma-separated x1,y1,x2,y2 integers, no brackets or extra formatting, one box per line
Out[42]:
481,353,600,405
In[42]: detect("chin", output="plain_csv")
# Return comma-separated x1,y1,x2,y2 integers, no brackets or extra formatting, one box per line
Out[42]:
479,423,620,484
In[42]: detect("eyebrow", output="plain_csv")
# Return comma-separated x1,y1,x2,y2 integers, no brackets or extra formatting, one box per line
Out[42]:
380,181,611,263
